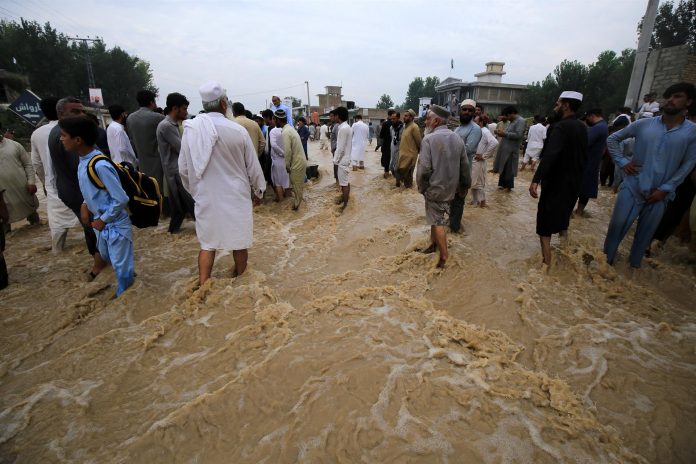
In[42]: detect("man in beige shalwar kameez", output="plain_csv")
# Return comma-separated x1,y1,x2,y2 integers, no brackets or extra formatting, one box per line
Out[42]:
0,129,39,230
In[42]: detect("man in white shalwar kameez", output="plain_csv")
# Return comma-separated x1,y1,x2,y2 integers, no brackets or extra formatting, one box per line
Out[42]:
471,119,498,208
350,115,369,170
179,82,266,284
31,97,79,252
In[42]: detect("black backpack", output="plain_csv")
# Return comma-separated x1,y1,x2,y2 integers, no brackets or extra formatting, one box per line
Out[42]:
86,154,162,228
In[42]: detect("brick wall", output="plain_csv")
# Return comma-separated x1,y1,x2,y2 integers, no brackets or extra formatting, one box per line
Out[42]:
680,54,696,83
649,45,691,100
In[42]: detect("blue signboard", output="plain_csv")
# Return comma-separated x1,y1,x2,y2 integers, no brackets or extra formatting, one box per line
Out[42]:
8,90,43,127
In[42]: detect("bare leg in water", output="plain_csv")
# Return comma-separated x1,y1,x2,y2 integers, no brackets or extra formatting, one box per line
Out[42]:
198,249,216,285
340,185,350,209
274,185,285,202
539,235,552,265
198,249,248,285
433,225,448,268
91,252,108,276
232,249,248,277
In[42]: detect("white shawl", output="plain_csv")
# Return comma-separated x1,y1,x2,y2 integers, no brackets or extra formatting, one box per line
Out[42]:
182,114,218,179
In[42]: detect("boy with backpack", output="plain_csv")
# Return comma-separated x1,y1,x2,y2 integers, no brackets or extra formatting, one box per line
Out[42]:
59,116,135,296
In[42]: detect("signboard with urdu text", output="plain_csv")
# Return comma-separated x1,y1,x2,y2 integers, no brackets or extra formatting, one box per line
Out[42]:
8,89,43,127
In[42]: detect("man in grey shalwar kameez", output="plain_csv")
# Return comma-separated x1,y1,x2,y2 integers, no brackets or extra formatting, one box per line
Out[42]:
416,106,470,268
157,92,195,233
127,90,165,191
494,106,526,191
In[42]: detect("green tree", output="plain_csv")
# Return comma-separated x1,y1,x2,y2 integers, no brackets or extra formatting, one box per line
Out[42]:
0,18,157,110
519,49,635,116
376,94,394,109
402,76,440,113
639,0,696,51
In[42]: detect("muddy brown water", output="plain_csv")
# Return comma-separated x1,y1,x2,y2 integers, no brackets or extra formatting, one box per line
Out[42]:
1,141,695,463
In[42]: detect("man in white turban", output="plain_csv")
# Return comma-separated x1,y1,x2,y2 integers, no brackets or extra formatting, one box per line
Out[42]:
179,81,266,284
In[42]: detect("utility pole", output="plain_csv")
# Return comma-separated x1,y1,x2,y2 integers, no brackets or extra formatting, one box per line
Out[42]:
67,36,98,89
305,81,311,120
624,0,659,111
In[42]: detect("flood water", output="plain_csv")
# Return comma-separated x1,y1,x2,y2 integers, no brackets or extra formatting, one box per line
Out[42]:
1,140,695,463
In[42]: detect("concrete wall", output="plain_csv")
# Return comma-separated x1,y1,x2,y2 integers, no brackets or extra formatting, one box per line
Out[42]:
639,45,695,108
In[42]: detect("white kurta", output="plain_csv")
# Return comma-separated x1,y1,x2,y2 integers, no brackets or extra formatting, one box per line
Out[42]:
30,121,79,234
179,112,265,251
106,121,138,166
472,127,498,190
350,120,368,164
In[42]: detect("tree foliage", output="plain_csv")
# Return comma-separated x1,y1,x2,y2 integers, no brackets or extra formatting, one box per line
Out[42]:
376,94,394,109
0,19,157,110
639,0,696,51
402,76,440,113
519,49,635,116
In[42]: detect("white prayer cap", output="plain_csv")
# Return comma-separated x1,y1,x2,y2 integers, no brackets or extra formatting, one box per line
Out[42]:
460,99,476,108
559,91,583,101
199,81,225,103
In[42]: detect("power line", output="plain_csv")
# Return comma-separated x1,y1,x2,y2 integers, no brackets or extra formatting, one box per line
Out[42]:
0,6,24,21
229,82,305,98
22,0,83,32
67,36,99,89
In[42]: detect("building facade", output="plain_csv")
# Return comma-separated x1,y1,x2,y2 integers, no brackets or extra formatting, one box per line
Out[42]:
435,62,527,117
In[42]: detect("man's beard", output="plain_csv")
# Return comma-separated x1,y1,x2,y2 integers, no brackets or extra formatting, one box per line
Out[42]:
549,109,563,123
460,115,472,124
662,105,680,115
225,106,234,119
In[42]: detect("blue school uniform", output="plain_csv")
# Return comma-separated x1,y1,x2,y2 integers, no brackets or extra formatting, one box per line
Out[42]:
77,149,134,295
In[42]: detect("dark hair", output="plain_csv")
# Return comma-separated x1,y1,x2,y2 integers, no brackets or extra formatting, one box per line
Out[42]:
136,90,156,107
502,106,518,115
663,82,696,101
587,108,603,117
85,112,100,126
394,112,400,118
476,103,484,112
335,106,348,122
166,92,189,112
108,104,126,121
354,115,362,120
560,98,582,112
387,109,395,116
245,110,253,119
261,109,273,119
59,115,98,146
533,114,543,123
231,102,245,116
40,97,59,121
328,109,336,116
619,106,631,114
298,117,307,123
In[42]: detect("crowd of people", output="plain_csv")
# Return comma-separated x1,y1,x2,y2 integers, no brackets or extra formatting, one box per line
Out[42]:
0,80,694,294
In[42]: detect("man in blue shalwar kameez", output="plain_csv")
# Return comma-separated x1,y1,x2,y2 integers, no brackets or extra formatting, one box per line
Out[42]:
604,82,696,268
59,116,135,296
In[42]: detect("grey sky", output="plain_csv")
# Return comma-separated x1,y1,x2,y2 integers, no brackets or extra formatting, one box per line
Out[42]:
2,0,647,113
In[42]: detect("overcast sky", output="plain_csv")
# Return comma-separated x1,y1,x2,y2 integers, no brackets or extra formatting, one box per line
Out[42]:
1,0,648,113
